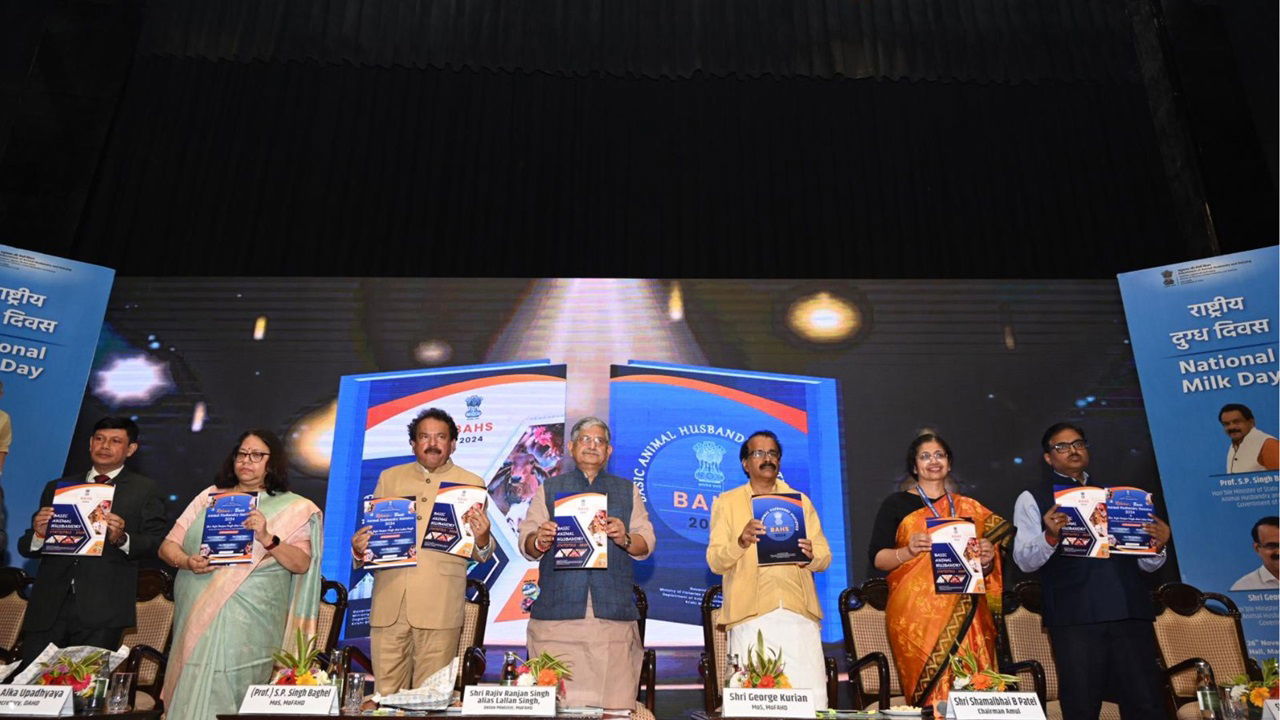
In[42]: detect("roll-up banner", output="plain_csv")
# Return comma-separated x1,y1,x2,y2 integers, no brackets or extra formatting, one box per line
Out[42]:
0,245,114,565
608,360,846,643
1118,247,1279,657
322,360,567,643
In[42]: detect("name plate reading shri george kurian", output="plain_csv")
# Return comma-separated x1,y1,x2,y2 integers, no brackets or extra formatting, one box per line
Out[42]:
0,686,73,716
721,688,816,718
462,685,556,716
945,692,1046,720
238,684,338,715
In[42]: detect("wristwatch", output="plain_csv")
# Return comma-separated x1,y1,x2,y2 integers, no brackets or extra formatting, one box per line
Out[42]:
264,534,281,550
621,533,632,550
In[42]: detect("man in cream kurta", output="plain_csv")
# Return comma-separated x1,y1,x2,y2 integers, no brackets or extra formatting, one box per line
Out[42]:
352,408,494,694
707,430,831,709
519,417,656,709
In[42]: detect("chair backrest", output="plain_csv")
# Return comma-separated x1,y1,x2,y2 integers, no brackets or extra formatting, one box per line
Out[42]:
1001,581,1058,702
455,579,490,683
0,567,33,654
1153,582,1250,697
839,578,901,698
317,578,348,657
634,584,648,643
701,585,727,704
120,568,175,686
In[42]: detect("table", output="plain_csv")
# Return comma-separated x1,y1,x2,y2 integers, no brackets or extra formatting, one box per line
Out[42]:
3,713,158,720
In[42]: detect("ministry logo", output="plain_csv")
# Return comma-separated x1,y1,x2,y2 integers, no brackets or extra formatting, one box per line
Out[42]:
692,440,726,488
465,394,483,419
1161,270,1174,287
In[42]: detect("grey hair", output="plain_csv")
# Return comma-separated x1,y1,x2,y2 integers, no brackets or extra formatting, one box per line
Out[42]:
570,416,611,443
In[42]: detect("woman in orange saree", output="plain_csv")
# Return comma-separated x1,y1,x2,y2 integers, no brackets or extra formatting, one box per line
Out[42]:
868,433,1012,711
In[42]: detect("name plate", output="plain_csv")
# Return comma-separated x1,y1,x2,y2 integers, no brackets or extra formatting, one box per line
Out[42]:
0,686,72,716
722,688,816,718
946,692,1045,719
238,684,338,714
462,685,556,716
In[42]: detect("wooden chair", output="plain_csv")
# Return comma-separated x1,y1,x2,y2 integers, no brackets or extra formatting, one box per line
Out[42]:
315,578,349,671
0,567,33,663
1153,582,1261,720
838,580,895,710
697,584,838,714
1002,580,1119,720
345,577,489,689
633,584,658,712
120,568,175,712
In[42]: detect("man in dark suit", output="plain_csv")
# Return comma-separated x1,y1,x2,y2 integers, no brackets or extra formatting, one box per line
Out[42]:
18,417,167,665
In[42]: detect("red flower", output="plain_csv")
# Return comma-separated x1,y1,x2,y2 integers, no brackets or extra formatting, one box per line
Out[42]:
70,677,92,693
517,665,529,675
758,675,776,689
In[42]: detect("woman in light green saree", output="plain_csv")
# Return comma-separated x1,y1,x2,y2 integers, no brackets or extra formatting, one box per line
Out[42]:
158,429,323,720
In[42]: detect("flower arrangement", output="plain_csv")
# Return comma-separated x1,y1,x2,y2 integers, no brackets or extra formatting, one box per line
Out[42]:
271,628,330,686
1226,658,1277,719
512,652,571,689
950,646,1018,692
729,630,792,689
36,649,108,695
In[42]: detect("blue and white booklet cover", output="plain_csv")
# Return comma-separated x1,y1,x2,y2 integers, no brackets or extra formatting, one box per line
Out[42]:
1053,484,1110,558
927,517,985,594
1105,486,1158,555
554,492,608,569
421,482,488,558
752,493,806,565
44,482,115,556
201,491,258,565
361,496,417,569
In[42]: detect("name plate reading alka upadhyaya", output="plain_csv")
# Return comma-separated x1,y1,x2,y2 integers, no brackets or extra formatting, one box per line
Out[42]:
0,686,72,716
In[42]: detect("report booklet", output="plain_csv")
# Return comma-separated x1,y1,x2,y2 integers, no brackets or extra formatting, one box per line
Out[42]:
554,492,608,569
752,493,807,566
200,491,258,565
361,496,418,569
43,481,116,556
421,482,488,558
926,517,986,594
1053,484,1110,558
1105,486,1158,555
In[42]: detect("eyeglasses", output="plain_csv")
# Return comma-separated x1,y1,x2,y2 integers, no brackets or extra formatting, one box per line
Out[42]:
576,436,609,448
1050,440,1088,454
748,449,780,460
235,450,270,463
917,451,948,462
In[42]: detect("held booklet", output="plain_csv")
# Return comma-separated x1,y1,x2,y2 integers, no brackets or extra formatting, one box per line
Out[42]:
926,517,986,594
752,493,807,566
553,492,608,569
1105,486,1158,555
200,491,258,565
361,496,417,569
43,482,116,556
421,482,488,558
1053,485,1110,558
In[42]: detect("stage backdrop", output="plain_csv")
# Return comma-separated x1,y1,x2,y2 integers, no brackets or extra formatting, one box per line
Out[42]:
1118,246,1279,657
609,361,845,643
0,245,114,565
322,360,567,644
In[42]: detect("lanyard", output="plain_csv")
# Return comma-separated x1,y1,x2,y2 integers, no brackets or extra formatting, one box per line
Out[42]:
914,484,955,518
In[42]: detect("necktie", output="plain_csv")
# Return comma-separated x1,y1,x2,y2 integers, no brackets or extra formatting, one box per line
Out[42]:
94,474,111,484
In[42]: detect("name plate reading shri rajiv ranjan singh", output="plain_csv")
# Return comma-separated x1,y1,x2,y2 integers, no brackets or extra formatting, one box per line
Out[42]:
721,688,816,718
462,686,556,716
945,692,1046,720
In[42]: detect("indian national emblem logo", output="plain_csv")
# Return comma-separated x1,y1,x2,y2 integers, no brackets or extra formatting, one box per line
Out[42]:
692,440,726,487
464,394,483,419
1161,270,1174,287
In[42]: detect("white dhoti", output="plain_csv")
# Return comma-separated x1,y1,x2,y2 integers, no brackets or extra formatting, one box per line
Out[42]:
727,607,828,710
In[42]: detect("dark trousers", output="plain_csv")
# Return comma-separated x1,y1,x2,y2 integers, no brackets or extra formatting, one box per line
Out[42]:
1048,619,1166,720
20,591,125,669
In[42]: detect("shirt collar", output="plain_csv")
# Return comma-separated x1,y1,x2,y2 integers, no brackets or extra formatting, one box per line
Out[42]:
416,459,453,476
87,466,125,483
1052,469,1090,485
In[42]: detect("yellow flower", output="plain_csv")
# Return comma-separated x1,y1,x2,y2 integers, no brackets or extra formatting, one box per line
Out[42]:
777,675,792,689
1249,687,1270,707
296,671,315,686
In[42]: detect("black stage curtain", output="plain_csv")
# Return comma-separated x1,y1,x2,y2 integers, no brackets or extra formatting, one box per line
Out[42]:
75,57,1178,278
137,0,1136,82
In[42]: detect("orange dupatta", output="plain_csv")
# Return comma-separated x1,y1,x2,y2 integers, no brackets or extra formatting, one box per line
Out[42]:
884,494,1011,708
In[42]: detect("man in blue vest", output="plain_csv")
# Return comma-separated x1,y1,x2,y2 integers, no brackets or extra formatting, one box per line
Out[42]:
1012,422,1172,719
519,417,656,709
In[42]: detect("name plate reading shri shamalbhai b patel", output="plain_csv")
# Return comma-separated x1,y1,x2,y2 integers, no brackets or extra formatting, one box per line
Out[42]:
946,692,1046,720
721,688,816,718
